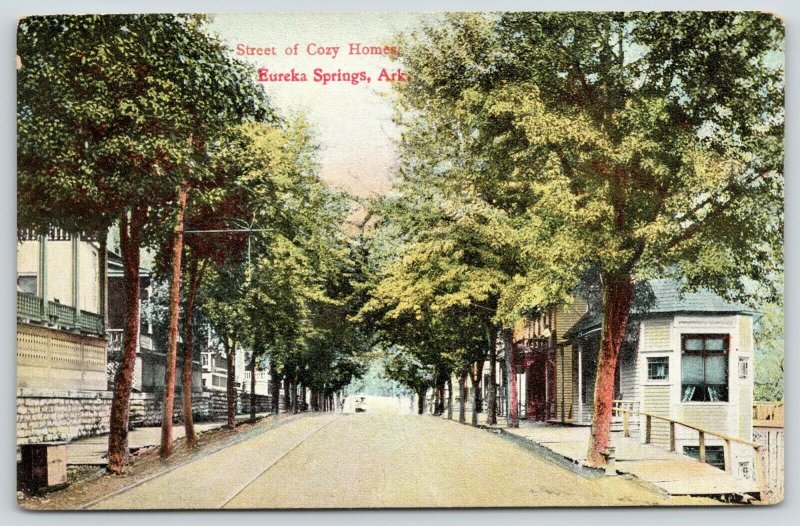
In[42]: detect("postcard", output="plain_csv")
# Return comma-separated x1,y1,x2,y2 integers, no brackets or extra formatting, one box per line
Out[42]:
15,11,784,509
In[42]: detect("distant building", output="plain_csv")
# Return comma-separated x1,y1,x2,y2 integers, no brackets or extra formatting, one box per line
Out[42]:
106,253,202,394
200,329,246,393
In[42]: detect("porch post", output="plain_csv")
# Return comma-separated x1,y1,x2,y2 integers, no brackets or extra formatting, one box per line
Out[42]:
71,234,81,327
98,230,108,333
577,343,584,425
38,233,48,320
544,353,549,420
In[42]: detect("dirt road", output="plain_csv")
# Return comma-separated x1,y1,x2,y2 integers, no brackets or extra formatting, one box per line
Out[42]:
88,410,712,509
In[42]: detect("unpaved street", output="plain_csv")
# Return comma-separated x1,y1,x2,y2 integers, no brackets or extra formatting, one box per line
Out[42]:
88,407,711,509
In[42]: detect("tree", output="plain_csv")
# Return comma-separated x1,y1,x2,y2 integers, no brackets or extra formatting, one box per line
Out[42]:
394,12,783,465
168,126,258,444
18,14,270,472
203,263,250,428
754,302,784,401
359,162,520,425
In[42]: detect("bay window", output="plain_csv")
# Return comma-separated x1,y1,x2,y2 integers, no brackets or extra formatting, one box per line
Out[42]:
681,334,729,402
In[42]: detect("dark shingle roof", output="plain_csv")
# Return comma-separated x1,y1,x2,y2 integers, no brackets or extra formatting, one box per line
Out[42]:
564,279,756,340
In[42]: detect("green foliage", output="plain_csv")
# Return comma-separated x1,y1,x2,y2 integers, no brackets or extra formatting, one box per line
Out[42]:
194,117,368,394
395,12,783,315
372,11,784,395
17,14,271,234
754,303,784,401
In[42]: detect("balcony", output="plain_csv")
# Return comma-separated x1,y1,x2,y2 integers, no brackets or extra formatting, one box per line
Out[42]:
107,329,155,354
17,291,103,336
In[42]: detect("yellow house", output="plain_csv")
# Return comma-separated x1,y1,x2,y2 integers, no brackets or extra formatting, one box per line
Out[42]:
16,228,107,391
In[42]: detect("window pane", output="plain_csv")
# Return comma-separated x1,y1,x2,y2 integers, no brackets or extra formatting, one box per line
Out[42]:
682,385,698,401
648,357,669,380
685,338,704,351
705,355,727,384
705,338,726,351
682,355,705,383
17,276,37,295
707,385,727,402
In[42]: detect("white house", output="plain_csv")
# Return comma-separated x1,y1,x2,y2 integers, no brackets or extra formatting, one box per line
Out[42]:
509,279,757,480
561,279,757,478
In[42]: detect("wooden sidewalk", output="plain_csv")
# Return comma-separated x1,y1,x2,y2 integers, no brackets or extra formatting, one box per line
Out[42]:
504,424,760,498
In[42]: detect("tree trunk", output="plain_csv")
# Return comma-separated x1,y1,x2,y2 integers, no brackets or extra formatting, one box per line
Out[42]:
446,377,453,420
225,337,237,429
505,330,519,428
487,326,498,425
297,382,306,412
470,361,483,426
586,272,634,467
270,363,280,415
160,183,187,459
182,258,204,449
416,388,426,415
293,380,299,413
458,374,467,424
437,383,445,416
283,377,291,412
250,353,257,421
107,207,145,474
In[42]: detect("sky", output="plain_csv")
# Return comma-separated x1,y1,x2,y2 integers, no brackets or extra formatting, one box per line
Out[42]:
209,13,434,198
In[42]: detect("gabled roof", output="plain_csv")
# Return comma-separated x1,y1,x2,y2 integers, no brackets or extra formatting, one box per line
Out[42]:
564,279,757,340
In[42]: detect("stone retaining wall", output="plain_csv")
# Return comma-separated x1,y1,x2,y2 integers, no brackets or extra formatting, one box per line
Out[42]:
16,388,113,445
16,388,271,445
239,392,271,415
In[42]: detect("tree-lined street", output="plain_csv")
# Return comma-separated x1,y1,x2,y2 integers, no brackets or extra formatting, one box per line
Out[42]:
86,405,709,509
16,11,783,508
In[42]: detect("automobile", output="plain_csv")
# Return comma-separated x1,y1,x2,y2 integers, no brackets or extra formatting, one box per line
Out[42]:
353,395,367,413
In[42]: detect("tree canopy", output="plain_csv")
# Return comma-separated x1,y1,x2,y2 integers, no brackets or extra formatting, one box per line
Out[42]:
375,11,783,462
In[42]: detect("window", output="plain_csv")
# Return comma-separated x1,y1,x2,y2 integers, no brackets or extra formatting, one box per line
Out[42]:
739,357,749,379
681,334,729,402
683,445,725,470
17,275,37,295
647,357,669,381
202,354,209,367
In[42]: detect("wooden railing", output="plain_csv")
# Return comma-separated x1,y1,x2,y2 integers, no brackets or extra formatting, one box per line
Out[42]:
612,400,639,431
107,329,156,353
753,402,784,428
613,405,769,501
17,291,104,336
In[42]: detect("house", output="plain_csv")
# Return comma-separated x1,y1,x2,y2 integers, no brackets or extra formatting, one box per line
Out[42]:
16,228,111,445
106,253,202,394
509,299,588,423
514,279,757,476
200,329,246,393
16,228,107,392
241,351,271,397
16,227,262,445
